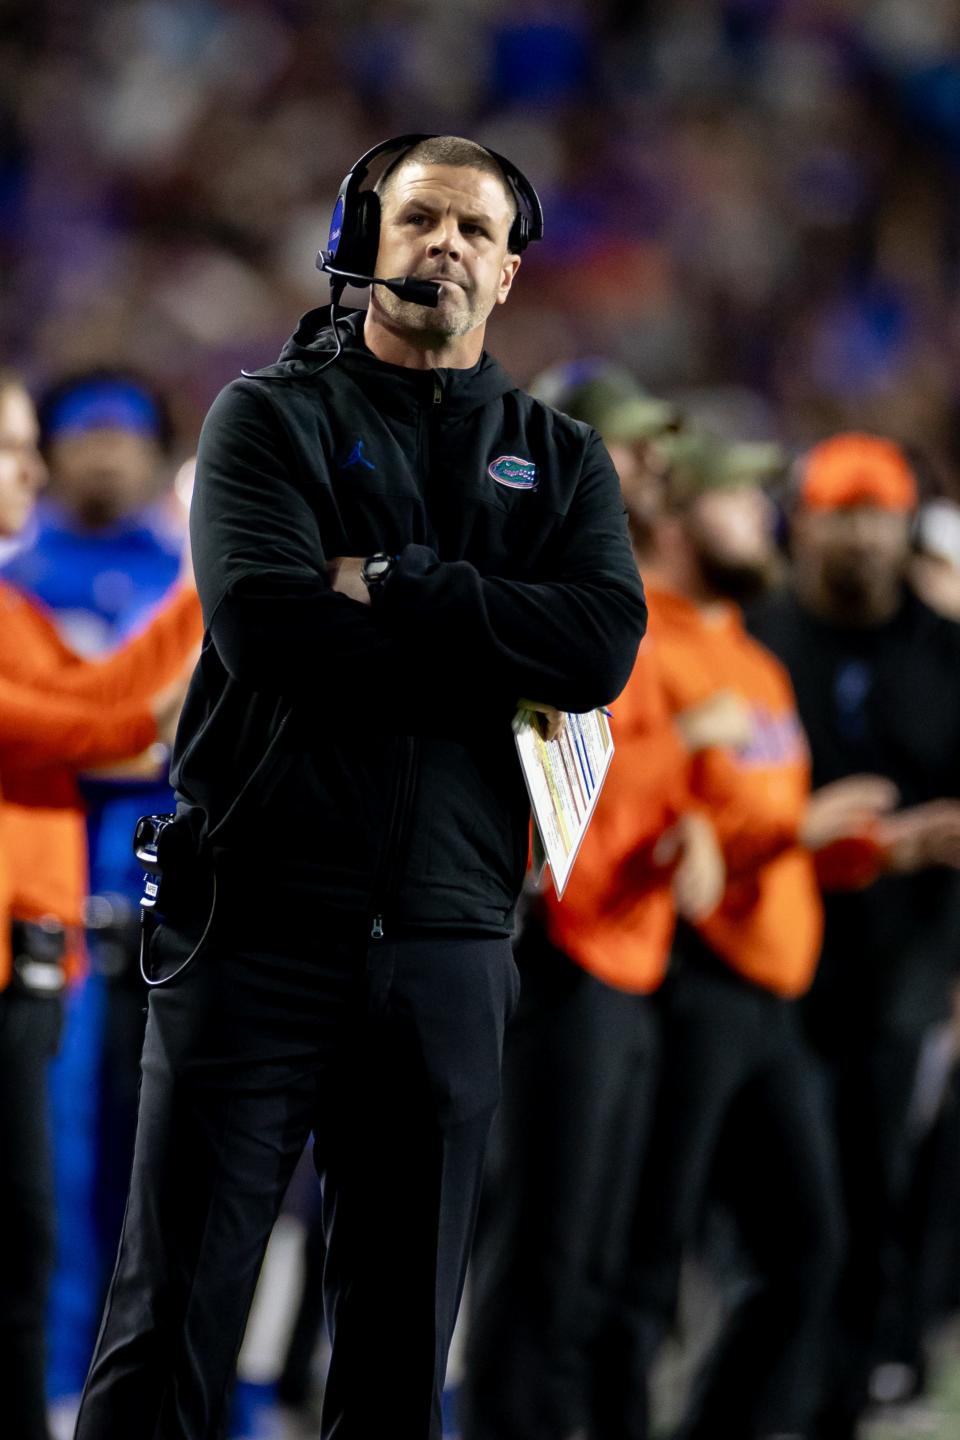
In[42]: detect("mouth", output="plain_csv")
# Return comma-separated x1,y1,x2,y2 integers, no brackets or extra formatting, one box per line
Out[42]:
421,274,464,290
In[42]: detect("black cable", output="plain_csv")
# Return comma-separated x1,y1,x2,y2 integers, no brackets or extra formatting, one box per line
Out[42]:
312,277,347,375
242,277,348,382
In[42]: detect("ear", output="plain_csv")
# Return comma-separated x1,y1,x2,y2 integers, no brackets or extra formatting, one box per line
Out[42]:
496,252,522,306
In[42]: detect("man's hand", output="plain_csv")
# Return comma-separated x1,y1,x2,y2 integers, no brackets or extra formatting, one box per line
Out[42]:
801,775,899,852
83,748,169,781
676,691,753,752
519,699,566,742
328,557,370,607
660,812,726,921
878,800,960,873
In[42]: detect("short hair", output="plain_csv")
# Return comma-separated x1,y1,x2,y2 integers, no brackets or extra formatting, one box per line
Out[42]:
375,135,518,233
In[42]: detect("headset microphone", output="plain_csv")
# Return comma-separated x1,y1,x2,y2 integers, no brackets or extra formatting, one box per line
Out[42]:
316,257,441,308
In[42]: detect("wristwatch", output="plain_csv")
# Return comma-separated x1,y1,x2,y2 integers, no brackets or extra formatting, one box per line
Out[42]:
361,552,396,591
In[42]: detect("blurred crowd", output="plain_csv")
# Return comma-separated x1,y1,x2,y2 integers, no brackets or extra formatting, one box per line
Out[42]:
4,2,960,1439
4,0,960,475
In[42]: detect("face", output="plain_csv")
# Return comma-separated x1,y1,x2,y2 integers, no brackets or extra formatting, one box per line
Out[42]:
792,504,912,614
686,486,777,602
46,427,163,529
608,437,670,526
371,162,521,340
0,384,46,538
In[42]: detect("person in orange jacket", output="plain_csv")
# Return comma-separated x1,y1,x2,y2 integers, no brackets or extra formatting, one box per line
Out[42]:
462,365,726,1440
0,370,201,1440
604,433,905,1440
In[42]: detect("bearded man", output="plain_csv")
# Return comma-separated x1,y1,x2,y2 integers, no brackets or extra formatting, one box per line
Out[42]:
601,434,893,1440
751,434,960,1440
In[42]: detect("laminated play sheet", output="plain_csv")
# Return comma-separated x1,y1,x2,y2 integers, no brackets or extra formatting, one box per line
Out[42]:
513,706,615,899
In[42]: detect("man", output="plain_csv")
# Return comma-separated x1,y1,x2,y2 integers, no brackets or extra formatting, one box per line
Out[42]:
462,364,723,1440
0,371,193,1440
608,434,899,1440
750,433,960,1440
2,371,195,1365
74,135,646,1440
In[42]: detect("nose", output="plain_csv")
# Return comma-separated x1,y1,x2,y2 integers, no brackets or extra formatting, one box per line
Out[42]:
841,512,878,546
426,215,462,263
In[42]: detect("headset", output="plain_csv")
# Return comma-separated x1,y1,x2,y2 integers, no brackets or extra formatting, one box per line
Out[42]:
316,131,545,305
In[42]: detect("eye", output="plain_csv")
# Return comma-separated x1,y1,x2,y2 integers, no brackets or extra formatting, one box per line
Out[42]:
461,222,489,239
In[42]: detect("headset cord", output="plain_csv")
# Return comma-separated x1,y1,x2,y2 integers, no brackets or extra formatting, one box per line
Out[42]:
242,277,348,381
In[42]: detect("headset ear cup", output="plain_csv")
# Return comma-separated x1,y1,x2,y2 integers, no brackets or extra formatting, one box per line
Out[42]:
351,190,382,278
509,212,529,255
326,183,379,280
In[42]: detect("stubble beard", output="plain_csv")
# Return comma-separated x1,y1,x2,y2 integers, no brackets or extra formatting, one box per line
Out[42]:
694,540,776,605
377,285,487,343
819,555,902,624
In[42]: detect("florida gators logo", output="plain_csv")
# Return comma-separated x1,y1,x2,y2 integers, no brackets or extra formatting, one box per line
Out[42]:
488,455,538,490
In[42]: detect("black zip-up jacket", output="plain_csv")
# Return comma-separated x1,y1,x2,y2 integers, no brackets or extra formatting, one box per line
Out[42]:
172,307,646,938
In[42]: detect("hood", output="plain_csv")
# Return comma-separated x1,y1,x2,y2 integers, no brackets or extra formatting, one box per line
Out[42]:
244,305,518,417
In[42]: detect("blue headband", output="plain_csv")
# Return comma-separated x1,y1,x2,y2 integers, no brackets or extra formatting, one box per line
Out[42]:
45,379,163,441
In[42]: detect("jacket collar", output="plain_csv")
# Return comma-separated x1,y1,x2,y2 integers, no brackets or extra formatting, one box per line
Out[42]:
245,305,517,417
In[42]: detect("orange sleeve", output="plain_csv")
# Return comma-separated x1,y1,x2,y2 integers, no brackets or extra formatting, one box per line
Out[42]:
0,811,11,990
0,583,201,707
562,659,692,914
599,728,691,910
691,746,801,880
813,831,887,891
0,676,157,776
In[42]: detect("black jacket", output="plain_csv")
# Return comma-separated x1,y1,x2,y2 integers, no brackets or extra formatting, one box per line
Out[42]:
751,587,960,1032
172,307,646,938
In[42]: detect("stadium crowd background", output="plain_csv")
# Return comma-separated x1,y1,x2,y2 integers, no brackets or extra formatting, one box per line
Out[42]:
4,0,960,479
5,1,960,1438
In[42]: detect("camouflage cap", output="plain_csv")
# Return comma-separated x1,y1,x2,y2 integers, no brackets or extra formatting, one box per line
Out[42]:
653,432,787,508
529,360,679,443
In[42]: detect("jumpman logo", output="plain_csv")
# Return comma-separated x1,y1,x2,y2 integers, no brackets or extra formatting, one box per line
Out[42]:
340,438,376,471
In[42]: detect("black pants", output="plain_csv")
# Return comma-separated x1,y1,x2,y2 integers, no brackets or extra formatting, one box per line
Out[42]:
93,954,149,1317
810,1024,928,1439
611,941,845,1440
74,903,518,1440
902,1054,960,1360
0,986,63,1440
462,922,660,1440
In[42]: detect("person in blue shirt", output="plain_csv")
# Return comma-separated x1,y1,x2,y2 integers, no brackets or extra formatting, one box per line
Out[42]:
1,368,187,1395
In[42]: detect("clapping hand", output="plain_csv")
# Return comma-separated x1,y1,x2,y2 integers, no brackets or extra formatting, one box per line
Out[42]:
878,800,960,873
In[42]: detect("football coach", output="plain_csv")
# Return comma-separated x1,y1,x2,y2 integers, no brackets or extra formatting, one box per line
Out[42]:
75,133,646,1440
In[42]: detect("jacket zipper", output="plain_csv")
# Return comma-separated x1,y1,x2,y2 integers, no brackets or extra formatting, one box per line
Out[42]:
369,374,440,939
369,737,421,939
